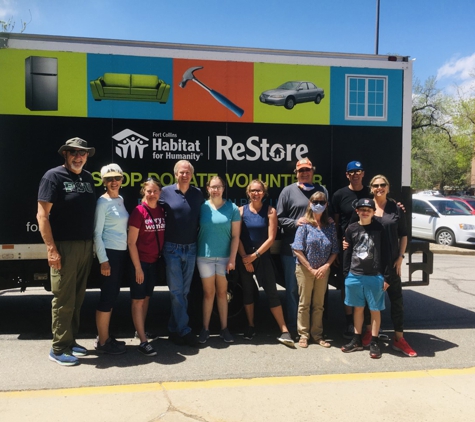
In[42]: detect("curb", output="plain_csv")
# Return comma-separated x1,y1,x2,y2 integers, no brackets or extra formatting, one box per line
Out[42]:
429,244,475,255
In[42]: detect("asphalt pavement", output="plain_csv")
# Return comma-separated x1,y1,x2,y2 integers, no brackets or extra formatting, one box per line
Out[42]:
1,243,475,422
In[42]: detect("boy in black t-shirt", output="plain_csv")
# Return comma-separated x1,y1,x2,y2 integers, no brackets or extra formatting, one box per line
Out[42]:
341,198,390,359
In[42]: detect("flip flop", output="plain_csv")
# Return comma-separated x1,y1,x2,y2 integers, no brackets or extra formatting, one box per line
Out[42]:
317,339,331,348
298,338,308,348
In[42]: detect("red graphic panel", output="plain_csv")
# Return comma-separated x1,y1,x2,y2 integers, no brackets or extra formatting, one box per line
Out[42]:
173,59,253,122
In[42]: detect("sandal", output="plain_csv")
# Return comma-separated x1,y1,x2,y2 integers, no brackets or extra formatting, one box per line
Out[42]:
317,339,331,348
298,338,308,348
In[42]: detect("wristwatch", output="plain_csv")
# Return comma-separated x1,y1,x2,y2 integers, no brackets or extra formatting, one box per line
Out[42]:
400,254,405,259
255,251,261,258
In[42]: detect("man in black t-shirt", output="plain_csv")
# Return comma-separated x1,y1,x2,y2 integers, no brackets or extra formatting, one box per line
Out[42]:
331,161,368,338
37,137,96,366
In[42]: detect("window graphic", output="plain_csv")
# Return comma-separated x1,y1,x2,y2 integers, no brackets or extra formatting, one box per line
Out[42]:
345,75,387,121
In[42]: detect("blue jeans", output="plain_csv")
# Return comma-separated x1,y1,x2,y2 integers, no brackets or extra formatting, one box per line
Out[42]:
281,254,298,331
163,241,197,336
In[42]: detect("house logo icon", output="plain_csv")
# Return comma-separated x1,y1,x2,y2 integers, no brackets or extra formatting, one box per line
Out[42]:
113,129,149,159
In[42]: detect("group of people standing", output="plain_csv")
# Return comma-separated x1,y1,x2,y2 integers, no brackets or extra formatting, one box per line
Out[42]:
37,137,416,366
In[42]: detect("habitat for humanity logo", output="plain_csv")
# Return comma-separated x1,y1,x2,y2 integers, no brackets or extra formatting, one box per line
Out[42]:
113,129,149,159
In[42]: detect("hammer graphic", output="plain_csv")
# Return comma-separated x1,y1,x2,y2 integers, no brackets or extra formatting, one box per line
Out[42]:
179,66,244,117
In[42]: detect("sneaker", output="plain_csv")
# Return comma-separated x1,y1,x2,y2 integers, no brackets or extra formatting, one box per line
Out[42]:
169,332,186,346
243,326,256,340
362,330,372,347
393,337,417,357
198,328,210,344
341,336,363,353
49,349,79,366
183,331,199,347
71,343,87,356
277,332,295,348
95,337,126,355
370,340,382,359
138,341,157,356
220,328,234,343
110,336,126,346
134,331,160,341
343,324,355,339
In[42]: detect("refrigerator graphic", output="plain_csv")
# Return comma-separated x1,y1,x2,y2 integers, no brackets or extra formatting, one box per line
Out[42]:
25,56,58,111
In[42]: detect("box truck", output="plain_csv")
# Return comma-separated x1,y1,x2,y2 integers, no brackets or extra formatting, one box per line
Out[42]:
1,33,428,294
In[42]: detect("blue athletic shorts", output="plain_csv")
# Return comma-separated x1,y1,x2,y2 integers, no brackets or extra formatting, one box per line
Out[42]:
344,272,385,311
196,257,228,278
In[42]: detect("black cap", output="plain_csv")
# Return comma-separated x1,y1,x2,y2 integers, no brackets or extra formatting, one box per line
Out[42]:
354,198,375,210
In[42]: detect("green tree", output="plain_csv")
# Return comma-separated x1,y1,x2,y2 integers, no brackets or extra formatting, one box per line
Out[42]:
411,77,473,191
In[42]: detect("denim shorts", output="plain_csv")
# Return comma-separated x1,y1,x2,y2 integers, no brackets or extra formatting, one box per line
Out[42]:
196,257,228,278
344,272,385,311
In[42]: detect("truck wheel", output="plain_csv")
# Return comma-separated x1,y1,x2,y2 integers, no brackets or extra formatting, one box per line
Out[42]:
436,228,455,246
314,95,322,104
284,97,295,110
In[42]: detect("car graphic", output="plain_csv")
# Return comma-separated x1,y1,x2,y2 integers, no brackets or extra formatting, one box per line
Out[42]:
259,81,325,110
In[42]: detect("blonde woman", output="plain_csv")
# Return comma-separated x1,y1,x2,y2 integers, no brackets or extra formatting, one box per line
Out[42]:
369,174,416,357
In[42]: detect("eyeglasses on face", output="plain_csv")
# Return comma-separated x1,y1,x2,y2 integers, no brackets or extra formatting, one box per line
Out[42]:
105,176,123,182
209,185,224,190
312,200,326,206
250,189,263,194
67,149,87,156
297,168,311,173
347,170,362,176
371,183,387,188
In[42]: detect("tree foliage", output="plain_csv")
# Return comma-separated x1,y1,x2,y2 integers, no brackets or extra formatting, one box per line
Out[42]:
0,10,31,33
411,77,475,191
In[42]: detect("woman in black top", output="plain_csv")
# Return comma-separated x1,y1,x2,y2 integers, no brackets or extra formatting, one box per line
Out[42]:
370,174,417,357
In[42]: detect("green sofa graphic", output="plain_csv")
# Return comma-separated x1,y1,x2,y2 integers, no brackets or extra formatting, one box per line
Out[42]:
90,73,170,103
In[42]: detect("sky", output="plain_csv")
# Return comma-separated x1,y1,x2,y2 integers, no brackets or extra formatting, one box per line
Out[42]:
1,0,475,96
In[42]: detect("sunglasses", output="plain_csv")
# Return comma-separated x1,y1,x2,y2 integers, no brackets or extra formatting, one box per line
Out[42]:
67,150,87,156
105,176,123,182
371,183,387,188
312,200,326,205
347,170,362,176
297,168,311,173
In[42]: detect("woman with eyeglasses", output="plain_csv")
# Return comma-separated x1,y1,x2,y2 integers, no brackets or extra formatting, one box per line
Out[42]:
238,180,295,347
369,175,416,357
291,191,339,348
93,164,128,355
196,176,241,344
127,177,165,357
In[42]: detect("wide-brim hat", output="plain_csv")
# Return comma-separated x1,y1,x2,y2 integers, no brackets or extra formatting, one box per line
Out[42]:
101,163,123,178
58,137,95,157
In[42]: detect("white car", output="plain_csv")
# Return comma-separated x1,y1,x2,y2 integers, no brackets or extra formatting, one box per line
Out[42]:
412,194,475,246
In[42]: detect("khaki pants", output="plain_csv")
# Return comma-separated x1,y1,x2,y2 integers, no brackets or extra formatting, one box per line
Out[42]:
295,264,329,342
50,240,93,354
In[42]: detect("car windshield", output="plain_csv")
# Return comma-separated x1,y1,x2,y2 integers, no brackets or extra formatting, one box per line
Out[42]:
278,82,300,90
428,199,472,216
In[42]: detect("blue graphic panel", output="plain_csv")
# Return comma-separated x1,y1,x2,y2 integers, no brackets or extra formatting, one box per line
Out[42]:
330,67,403,127
87,54,173,120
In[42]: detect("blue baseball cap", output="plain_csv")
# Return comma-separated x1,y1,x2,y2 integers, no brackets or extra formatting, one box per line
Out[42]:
346,161,364,172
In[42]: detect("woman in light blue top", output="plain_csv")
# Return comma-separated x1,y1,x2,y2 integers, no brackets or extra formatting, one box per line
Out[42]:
197,176,241,344
93,164,129,355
